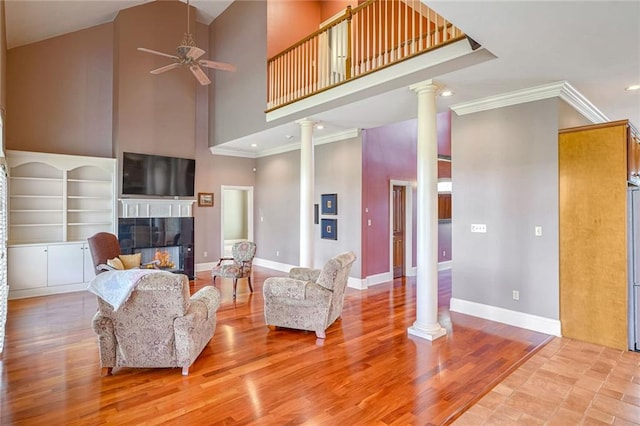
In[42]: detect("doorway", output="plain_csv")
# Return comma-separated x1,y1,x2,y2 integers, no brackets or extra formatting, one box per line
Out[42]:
389,180,413,278
220,186,254,257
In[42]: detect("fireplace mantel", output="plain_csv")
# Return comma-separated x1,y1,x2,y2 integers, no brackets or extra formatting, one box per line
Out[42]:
119,198,195,218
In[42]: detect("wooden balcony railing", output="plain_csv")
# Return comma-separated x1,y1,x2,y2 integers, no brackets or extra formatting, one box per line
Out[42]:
266,0,465,111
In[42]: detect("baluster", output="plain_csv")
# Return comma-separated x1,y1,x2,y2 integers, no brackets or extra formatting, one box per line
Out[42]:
346,6,352,80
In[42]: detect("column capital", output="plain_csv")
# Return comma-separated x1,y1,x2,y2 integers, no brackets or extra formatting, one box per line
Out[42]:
410,79,439,94
295,118,316,128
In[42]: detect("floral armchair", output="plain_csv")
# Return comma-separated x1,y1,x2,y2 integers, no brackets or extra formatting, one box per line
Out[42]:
263,251,356,338
211,241,257,298
91,271,220,376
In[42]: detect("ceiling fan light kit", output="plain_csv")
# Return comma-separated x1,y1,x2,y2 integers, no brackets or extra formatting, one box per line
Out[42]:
137,0,235,85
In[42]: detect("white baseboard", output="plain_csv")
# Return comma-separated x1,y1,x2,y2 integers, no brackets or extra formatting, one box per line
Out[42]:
450,297,561,336
367,272,393,287
348,277,367,290
252,257,296,273
438,261,452,271
8,283,89,300
406,267,417,277
195,261,217,273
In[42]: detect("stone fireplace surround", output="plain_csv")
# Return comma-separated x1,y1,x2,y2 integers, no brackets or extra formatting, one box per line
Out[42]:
118,199,195,279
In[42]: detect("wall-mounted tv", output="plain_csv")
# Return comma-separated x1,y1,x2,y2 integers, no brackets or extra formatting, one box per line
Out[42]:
122,152,195,197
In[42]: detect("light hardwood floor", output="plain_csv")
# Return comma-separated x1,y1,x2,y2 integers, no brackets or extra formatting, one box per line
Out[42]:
3,266,625,425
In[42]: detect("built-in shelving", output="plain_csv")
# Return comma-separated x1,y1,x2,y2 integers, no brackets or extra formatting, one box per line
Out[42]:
7,151,117,299
7,150,117,246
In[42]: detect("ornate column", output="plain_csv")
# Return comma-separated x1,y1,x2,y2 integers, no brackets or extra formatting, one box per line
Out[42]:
297,118,315,268
408,80,446,341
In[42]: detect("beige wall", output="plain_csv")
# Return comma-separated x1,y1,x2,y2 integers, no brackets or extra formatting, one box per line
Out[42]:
6,23,113,157
193,20,256,265
113,1,197,172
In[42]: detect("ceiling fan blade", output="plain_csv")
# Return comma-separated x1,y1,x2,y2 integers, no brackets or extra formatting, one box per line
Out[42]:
150,63,181,75
198,59,237,72
138,47,179,60
189,65,211,85
185,46,205,60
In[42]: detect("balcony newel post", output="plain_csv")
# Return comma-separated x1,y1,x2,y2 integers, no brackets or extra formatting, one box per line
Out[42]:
346,5,353,80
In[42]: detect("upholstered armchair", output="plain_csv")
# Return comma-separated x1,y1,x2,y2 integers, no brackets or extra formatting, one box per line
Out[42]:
211,241,257,298
90,270,220,376
263,251,356,339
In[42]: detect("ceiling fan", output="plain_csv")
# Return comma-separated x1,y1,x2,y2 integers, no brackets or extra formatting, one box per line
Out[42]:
137,0,236,85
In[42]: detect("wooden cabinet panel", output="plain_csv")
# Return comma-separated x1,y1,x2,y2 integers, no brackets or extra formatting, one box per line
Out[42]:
559,120,630,350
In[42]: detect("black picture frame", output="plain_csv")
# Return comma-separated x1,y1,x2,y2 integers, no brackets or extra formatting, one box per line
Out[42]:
321,218,337,240
321,193,337,215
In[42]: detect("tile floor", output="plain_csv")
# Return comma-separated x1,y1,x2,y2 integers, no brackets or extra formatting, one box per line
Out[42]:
454,337,640,425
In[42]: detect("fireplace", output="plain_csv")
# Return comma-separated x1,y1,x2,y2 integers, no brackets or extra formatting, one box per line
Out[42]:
118,217,194,279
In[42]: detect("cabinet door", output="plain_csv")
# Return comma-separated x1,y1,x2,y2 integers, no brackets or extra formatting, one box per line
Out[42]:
8,246,48,290
47,244,84,286
83,243,96,282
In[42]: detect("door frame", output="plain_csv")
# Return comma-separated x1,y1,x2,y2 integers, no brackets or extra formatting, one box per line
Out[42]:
389,180,414,277
220,185,254,256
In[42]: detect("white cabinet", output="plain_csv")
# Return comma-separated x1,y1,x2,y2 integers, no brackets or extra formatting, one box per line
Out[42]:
8,243,97,298
8,246,47,290
6,151,116,299
83,243,96,282
47,243,84,286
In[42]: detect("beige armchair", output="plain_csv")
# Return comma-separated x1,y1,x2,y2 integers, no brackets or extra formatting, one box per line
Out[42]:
263,251,356,339
91,271,220,376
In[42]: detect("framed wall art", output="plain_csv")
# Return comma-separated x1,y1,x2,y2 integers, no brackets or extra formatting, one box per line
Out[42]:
198,192,214,207
321,218,337,240
321,193,337,215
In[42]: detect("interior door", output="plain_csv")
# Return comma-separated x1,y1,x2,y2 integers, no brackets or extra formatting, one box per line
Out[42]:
393,185,406,278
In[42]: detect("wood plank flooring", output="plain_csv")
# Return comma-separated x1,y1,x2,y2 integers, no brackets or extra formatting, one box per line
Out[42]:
1,267,551,425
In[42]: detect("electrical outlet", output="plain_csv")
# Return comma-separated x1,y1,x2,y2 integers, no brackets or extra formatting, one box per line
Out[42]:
471,224,487,233
512,290,520,301
276,250,280,257
535,226,543,237
204,251,207,257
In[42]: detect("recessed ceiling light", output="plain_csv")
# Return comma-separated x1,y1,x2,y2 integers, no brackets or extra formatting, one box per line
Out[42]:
626,84,640,91
250,143,258,148
316,124,324,130
440,90,454,97
285,135,293,139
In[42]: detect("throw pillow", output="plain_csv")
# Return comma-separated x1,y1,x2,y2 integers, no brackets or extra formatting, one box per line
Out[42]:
119,253,141,270
106,257,125,270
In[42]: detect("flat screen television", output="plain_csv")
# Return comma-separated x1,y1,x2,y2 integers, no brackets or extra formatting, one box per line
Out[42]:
122,152,195,197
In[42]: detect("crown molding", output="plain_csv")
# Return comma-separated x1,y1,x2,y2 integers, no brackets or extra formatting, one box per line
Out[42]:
208,146,257,158
209,128,361,159
451,81,609,124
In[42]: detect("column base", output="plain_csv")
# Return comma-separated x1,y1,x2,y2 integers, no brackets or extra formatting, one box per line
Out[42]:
407,322,447,341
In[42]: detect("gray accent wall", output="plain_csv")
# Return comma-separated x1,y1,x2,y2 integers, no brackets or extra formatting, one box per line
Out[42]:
210,1,271,146
255,149,300,265
254,136,363,276
315,137,363,278
451,98,559,320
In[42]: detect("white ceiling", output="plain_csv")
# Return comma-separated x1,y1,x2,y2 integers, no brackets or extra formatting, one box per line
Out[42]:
5,1,640,156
